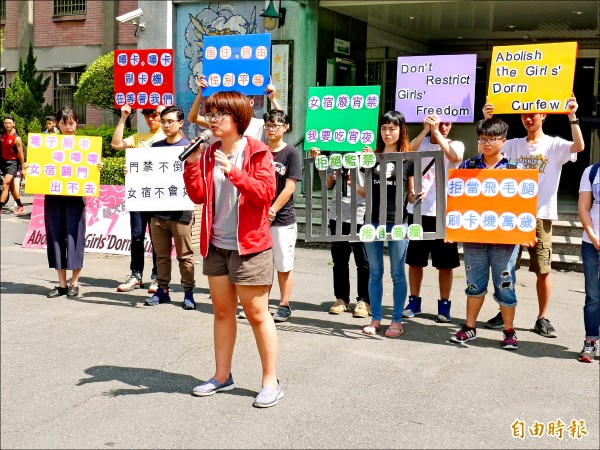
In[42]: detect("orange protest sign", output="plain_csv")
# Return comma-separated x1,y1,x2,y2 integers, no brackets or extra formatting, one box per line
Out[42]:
445,169,538,245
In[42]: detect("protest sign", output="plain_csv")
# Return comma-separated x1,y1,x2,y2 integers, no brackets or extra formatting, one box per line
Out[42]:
395,54,476,123
22,186,154,256
202,33,271,96
25,133,101,197
445,169,538,245
125,147,195,212
305,86,380,152
487,42,577,114
114,49,175,109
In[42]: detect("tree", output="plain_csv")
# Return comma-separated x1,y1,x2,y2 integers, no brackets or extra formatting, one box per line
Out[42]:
0,73,39,135
75,52,116,114
17,43,51,107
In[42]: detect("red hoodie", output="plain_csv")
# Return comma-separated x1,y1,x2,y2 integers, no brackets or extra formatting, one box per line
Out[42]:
183,136,275,257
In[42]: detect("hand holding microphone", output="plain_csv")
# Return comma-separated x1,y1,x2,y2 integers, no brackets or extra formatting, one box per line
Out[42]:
178,129,213,162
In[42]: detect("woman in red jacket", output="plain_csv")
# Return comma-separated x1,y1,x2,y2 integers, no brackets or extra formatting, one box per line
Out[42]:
183,91,282,408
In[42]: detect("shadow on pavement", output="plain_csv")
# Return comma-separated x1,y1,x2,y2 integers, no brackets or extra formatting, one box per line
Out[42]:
77,365,257,398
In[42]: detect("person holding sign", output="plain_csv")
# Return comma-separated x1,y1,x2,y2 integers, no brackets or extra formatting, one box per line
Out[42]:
403,114,464,323
577,163,599,363
111,104,165,294
357,111,413,338
43,107,102,299
183,91,282,408
310,147,371,319
143,106,196,310
264,109,302,323
450,118,524,350
188,75,282,142
483,95,584,337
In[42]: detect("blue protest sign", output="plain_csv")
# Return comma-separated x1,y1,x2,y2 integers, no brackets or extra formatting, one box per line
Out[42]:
202,33,271,95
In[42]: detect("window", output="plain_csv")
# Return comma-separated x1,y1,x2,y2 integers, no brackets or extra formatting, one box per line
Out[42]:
53,71,86,123
0,0,6,21
53,0,86,17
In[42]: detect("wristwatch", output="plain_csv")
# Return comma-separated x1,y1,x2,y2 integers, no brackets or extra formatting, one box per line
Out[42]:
569,118,579,124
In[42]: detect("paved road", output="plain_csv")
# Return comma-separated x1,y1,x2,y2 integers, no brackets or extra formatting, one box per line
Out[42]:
1,206,598,449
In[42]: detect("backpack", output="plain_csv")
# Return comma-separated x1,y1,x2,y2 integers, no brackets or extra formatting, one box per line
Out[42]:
589,162,599,185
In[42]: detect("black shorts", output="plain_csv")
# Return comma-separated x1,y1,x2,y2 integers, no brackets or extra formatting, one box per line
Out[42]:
1,159,20,177
406,214,460,269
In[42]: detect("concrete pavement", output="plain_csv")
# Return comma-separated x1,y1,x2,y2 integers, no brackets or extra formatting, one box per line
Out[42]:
1,202,598,449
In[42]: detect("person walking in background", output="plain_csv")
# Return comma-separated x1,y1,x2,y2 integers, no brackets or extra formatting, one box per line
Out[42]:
450,118,523,350
403,114,464,323
577,162,599,363
183,91,283,408
42,107,102,299
1,115,27,215
111,104,165,294
264,109,302,323
357,111,413,338
143,106,196,310
311,147,371,318
482,95,584,337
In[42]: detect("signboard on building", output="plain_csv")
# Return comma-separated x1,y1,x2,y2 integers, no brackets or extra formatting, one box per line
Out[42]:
125,147,195,212
305,86,381,152
25,133,101,197
395,54,477,123
445,168,538,245
487,42,577,114
114,49,175,109
202,33,271,96
334,38,350,55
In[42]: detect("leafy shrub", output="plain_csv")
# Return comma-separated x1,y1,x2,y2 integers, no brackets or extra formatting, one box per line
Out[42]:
77,125,134,158
100,156,125,186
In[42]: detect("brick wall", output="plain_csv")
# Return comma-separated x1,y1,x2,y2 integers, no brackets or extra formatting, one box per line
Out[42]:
33,0,104,48
1,1,19,48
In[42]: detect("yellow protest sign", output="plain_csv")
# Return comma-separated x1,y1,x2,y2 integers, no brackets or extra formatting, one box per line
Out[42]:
25,133,102,197
487,42,577,114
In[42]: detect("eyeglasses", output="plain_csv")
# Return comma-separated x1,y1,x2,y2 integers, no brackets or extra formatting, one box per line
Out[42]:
160,119,181,127
204,112,229,122
477,137,503,144
265,123,285,131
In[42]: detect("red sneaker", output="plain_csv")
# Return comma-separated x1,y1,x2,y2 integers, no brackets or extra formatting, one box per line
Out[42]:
14,205,26,215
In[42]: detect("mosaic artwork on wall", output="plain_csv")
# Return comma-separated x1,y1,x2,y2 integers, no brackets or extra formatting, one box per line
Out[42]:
175,1,265,139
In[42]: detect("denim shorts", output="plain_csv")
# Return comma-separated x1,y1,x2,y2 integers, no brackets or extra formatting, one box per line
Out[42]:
463,243,519,307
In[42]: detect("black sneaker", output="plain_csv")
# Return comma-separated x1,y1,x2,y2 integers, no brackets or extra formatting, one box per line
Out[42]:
534,317,557,338
485,311,504,329
47,286,68,298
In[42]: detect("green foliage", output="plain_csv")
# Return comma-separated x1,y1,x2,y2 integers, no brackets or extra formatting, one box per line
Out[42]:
76,125,134,158
28,116,42,134
17,43,51,106
0,74,40,136
75,52,116,113
41,103,56,121
100,156,125,186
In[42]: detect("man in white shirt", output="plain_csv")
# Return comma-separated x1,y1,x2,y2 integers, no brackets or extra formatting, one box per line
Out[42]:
403,115,464,323
483,95,584,337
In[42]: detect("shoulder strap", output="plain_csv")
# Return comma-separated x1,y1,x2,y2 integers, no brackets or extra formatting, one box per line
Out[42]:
589,162,599,185
467,157,477,168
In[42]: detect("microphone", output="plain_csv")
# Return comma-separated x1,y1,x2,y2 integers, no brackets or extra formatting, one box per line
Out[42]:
178,129,213,161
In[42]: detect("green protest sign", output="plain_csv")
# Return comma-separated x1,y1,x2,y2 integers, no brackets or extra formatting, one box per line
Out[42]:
305,86,381,152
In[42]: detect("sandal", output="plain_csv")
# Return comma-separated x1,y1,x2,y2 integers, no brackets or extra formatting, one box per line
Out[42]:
385,325,404,338
362,324,381,335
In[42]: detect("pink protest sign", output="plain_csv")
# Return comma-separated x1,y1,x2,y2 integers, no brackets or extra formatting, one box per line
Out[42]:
114,50,175,109
395,54,477,123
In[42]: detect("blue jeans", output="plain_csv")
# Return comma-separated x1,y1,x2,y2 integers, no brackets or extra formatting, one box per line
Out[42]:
364,223,409,323
130,211,157,278
582,242,600,339
463,243,519,307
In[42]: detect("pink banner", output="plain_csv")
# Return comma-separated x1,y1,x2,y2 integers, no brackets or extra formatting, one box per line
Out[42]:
22,185,153,256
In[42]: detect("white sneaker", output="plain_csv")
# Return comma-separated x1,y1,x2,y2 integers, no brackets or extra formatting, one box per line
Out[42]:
117,274,141,292
148,276,159,294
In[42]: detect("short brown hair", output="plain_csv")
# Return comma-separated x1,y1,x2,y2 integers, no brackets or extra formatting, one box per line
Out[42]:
204,91,252,136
